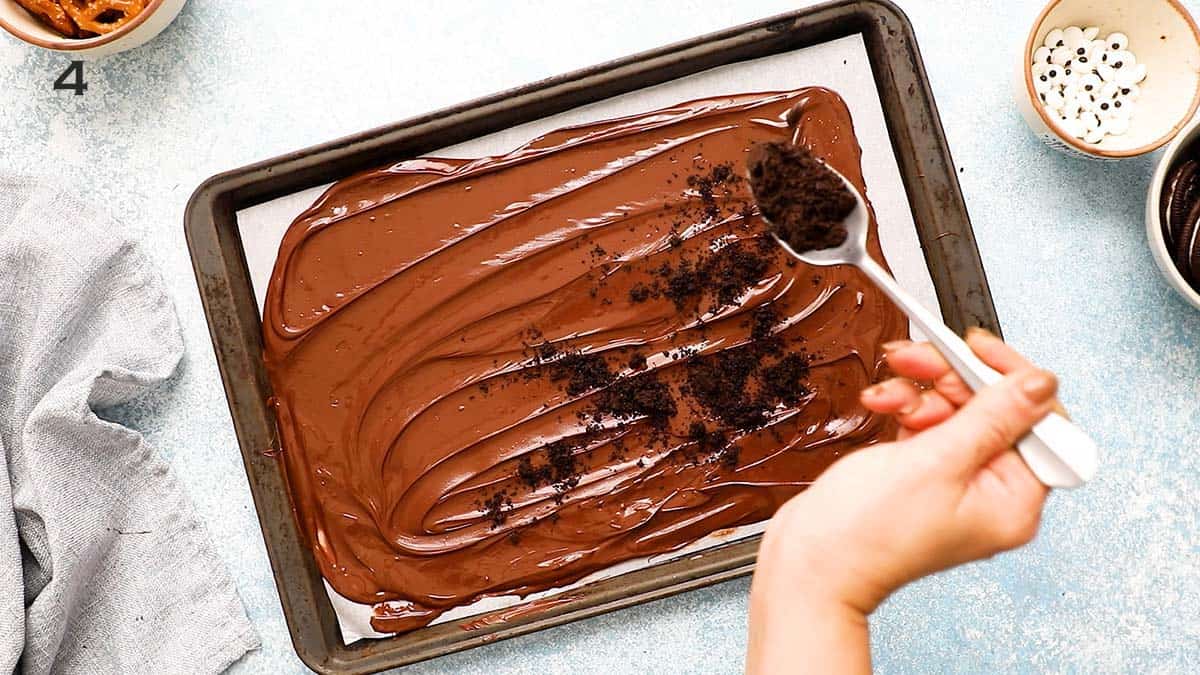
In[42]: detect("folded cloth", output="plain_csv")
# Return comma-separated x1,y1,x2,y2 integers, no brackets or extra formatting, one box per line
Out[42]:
0,178,259,674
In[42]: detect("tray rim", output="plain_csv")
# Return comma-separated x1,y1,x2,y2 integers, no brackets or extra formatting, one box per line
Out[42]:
184,1,999,672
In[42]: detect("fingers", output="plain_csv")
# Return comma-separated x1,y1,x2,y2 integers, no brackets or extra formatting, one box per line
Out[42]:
861,379,957,431
895,391,958,431
920,367,1060,475
883,342,973,406
886,330,1030,378
860,378,922,415
882,340,949,380
883,330,1043,408
964,328,1035,374
966,329,1069,418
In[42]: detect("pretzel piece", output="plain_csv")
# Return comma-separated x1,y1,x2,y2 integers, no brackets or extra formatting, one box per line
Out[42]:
61,0,147,35
13,0,81,37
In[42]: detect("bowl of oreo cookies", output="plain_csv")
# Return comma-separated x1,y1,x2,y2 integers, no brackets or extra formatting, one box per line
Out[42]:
0,0,185,57
1149,114,1200,309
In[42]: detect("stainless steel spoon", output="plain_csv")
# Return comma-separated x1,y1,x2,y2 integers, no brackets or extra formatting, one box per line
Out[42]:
764,164,1098,488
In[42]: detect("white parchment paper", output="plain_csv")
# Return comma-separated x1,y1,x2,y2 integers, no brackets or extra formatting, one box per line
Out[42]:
237,33,939,644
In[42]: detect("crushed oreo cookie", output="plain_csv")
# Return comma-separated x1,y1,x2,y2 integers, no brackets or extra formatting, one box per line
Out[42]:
504,158,822,510
762,353,812,406
595,372,678,423
529,339,615,396
686,348,772,430
517,440,582,503
747,142,857,253
482,491,513,528
631,240,772,314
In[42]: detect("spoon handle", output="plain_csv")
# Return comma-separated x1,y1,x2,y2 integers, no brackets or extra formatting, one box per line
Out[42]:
856,257,1098,488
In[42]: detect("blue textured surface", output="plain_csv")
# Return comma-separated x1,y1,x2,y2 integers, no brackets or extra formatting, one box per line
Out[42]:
2,1,1198,672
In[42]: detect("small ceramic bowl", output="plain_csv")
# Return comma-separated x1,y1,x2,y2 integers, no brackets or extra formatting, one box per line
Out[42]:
0,0,186,58
1016,0,1200,160
1147,114,1200,310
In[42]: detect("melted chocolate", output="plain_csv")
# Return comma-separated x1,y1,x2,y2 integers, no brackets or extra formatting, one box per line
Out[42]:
262,87,907,633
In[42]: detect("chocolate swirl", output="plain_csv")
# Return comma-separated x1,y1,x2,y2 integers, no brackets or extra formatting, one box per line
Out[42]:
262,87,907,633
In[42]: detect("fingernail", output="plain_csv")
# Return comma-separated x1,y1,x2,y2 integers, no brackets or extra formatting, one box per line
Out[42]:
863,384,885,397
881,340,911,352
966,326,996,340
898,396,923,416
1020,369,1058,402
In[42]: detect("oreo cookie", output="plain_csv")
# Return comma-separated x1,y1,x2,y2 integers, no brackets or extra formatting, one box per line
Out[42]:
1181,198,1200,285
1162,159,1200,249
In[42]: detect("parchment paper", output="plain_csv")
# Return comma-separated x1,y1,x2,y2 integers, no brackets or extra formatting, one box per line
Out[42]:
237,33,940,644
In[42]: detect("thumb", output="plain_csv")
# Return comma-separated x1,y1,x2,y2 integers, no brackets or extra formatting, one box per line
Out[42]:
921,367,1059,475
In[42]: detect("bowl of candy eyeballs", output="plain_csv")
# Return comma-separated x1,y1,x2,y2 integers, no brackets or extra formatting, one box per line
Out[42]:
1017,0,1200,159
0,0,186,57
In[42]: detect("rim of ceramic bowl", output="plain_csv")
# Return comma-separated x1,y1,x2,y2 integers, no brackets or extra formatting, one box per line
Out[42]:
0,0,166,50
1148,114,1200,307
1023,0,1200,158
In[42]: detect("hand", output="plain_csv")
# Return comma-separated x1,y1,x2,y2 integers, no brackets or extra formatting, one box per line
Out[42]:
746,330,1060,674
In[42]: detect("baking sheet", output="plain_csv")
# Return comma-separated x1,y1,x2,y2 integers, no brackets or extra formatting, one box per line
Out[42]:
237,33,939,644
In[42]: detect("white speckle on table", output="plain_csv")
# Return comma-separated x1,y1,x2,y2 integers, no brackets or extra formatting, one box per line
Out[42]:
2,1,1199,672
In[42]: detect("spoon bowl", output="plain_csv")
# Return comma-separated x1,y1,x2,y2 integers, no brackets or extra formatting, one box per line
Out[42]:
769,166,872,268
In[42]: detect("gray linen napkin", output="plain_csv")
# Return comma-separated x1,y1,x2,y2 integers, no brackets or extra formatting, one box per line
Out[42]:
0,178,258,674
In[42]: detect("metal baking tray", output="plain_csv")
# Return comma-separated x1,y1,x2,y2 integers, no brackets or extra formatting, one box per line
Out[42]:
184,1,999,672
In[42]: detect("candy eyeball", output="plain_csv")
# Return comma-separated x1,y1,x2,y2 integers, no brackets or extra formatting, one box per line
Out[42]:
1107,49,1136,70
1059,117,1086,138
1045,28,1066,48
1083,26,1100,41
1078,73,1102,94
1105,115,1131,136
1120,83,1142,100
1032,62,1051,89
1061,99,1086,120
1108,98,1132,119
1116,63,1147,87
1094,98,1117,118
1043,89,1066,109
1107,32,1129,51
1051,45,1073,65
1063,26,1087,49
1034,46,1052,64
1060,102,1089,118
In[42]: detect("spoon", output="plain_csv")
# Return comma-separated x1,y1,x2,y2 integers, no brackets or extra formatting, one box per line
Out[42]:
764,163,1098,488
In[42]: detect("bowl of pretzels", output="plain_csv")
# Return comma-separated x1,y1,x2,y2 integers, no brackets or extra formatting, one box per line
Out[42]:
0,0,185,57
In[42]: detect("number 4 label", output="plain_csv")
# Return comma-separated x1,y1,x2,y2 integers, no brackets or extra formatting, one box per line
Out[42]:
53,61,87,96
